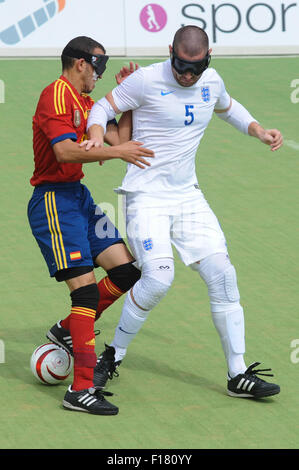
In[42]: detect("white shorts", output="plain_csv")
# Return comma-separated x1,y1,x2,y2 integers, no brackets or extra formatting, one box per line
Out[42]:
123,188,228,268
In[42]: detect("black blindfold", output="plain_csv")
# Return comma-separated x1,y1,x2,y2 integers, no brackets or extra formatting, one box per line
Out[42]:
171,47,211,76
62,46,109,76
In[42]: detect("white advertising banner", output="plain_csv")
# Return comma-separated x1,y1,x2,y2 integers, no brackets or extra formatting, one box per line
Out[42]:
0,0,299,56
0,0,126,55
125,0,299,55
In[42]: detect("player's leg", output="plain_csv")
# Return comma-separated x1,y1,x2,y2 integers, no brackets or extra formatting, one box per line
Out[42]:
170,190,246,376
112,256,174,355
93,197,175,388
191,254,280,398
59,269,118,414
28,183,118,413
93,256,175,388
93,242,141,321
111,199,175,361
49,191,141,395
190,253,247,377
173,189,279,398
57,269,98,391
38,184,99,359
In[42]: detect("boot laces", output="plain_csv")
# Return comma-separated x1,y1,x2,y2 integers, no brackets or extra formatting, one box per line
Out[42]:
245,362,274,382
88,386,114,401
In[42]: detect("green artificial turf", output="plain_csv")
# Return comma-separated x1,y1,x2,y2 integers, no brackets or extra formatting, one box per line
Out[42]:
0,56,298,449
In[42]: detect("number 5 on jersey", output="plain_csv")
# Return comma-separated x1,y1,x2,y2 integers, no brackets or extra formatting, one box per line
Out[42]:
185,105,194,126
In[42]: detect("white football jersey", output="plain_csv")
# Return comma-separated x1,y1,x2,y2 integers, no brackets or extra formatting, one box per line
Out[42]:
94,59,231,196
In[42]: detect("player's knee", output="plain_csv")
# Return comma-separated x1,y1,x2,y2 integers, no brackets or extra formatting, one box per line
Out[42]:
142,257,175,286
133,277,171,311
132,258,174,310
107,261,141,292
193,253,240,305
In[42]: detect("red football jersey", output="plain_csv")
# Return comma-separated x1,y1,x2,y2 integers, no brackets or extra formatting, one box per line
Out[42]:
30,76,94,186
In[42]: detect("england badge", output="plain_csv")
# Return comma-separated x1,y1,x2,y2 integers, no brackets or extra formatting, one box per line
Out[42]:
201,86,210,102
143,238,153,251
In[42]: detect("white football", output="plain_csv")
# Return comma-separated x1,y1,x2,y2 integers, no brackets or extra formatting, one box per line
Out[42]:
30,343,73,385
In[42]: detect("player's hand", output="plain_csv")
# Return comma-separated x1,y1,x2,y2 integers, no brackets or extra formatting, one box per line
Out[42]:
117,140,154,168
115,62,139,85
79,138,105,165
80,137,103,150
260,129,283,151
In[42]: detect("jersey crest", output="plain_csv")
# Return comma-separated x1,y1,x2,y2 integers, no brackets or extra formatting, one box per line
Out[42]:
73,109,81,127
143,238,153,251
201,86,210,102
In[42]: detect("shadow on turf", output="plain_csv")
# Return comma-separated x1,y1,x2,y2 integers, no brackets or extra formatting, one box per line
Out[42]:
0,350,278,406
0,328,279,404
106,352,279,404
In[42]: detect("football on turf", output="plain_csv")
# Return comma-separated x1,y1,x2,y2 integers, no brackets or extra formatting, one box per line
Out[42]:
30,343,73,385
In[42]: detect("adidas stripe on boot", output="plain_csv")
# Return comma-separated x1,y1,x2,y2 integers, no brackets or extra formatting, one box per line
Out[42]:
63,386,119,415
46,321,73,356
227,362,280,398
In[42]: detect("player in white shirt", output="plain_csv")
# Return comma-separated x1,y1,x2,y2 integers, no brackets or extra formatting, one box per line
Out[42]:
86,26,283,398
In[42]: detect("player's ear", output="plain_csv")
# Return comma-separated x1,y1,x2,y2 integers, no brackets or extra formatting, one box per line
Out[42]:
76,58,86,72
169,45,173,56
208,48,212,55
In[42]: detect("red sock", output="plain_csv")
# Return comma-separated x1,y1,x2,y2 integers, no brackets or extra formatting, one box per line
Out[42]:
60,316,70,330
60,276,124,329
95,276,124,320
69,307,97,391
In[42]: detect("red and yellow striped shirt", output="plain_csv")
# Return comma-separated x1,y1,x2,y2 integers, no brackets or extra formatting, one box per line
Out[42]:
30,75,94,186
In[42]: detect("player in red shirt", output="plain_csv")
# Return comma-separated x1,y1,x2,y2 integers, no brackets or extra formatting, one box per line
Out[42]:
30,74,89,185
28,36,154,415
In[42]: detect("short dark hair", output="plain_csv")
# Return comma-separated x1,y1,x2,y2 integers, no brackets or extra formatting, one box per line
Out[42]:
173,26,209,57
61,36,105,71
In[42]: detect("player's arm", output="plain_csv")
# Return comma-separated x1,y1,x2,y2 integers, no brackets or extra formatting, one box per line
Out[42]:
52,138,153,168
88,62,137,148
247,121,283,152
85,68,144,149
215,96,257,134
83,91,120,150
102,61,137,145
117,111,133,143
80,103,121,151
106,62,137,145
104,119,121,146
215,96,283,151
102,112,133,146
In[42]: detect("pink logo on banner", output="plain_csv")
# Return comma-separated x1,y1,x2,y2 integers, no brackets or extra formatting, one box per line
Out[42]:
140,4,167,32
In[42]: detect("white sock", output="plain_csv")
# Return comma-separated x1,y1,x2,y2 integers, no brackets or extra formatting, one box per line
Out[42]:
211,305,247,377
111,291,150,361
227,353,247,378
193,254,247,378
111,344,127,363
